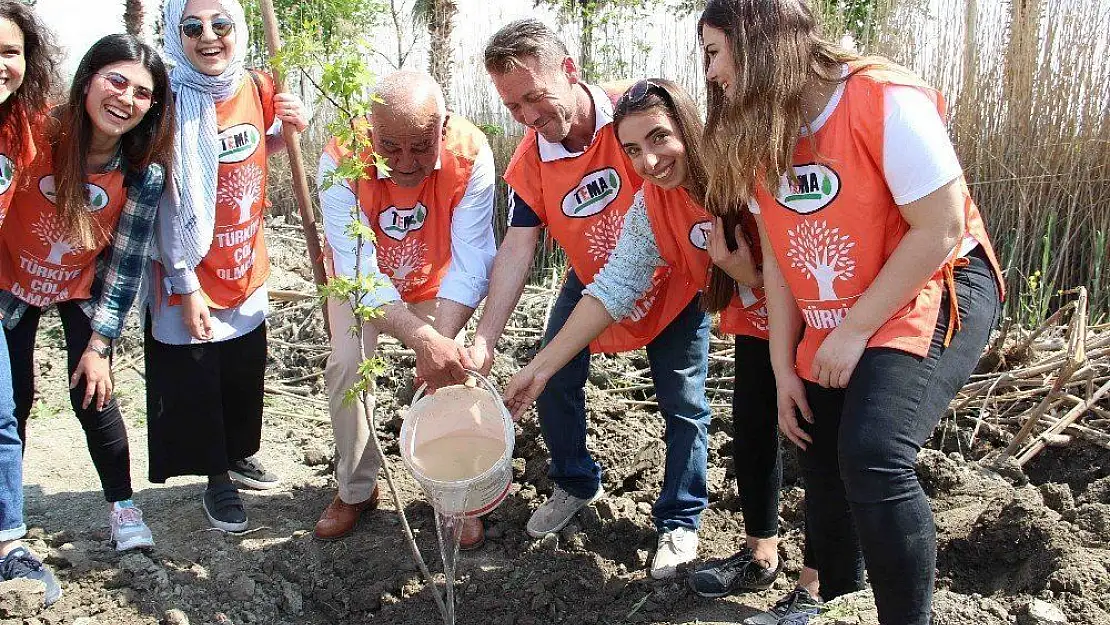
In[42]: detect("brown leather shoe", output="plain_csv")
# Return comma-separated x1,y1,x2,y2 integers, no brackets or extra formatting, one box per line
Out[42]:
458,516,485,551
314,486,379,540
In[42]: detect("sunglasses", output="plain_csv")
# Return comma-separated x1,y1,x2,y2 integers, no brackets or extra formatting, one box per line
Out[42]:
95,72,155,104
179,15,234,39
619,79,668,108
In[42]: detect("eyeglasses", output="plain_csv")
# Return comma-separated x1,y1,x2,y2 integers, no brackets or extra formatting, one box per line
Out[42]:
619,79,667,108
95,72,155,104
179,15,235,39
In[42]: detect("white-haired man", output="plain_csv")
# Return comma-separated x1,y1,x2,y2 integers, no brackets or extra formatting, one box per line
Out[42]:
315,71,495,546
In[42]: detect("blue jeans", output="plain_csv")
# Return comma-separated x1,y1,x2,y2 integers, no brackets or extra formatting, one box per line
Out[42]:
0,329,25,541
536,271,711,532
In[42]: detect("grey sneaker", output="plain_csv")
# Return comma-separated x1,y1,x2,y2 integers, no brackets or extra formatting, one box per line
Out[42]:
650,526,698,580
526,484,604,538
110,500,155,551
743,587,823,625
0,547,62,606
228,456,279,490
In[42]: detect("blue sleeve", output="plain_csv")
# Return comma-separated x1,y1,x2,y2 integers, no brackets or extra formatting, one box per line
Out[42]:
507,186,542,228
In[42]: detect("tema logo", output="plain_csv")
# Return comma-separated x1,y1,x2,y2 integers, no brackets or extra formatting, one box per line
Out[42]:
562,168,621,218
39,176,109,210
379,203,428,241
218,123,262,164
775,163,840,215
689,220,711,250
0,154,13,195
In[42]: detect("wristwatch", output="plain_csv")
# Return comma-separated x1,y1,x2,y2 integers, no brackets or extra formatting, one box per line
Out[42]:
87,343,111,359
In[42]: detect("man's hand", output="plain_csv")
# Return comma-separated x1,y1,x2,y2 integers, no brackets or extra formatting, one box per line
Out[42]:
413,326,475,392
182,290,213,341
467,336,496,376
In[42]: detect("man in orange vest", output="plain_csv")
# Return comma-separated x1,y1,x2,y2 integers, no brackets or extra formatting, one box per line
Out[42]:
316,71,496,546
468,20,712,578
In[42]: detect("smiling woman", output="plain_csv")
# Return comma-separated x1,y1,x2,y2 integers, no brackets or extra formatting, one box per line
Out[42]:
0,32,173,553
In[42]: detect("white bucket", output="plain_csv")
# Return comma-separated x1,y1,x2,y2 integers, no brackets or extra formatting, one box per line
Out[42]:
399,372,515,517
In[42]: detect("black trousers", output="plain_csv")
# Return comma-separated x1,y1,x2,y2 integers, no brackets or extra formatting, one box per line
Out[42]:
797,248,1000,624
732,334,815,568
6,301,132,502
143,317,266,483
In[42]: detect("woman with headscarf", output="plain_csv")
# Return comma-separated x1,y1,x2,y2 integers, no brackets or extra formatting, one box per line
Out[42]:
145,0,306,532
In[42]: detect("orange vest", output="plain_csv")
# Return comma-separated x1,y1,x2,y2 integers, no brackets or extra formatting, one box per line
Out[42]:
0,142,126,307
0,111,39,228
323,116,486,302
190,71,276,309
643,183,768,339
504,91,698,353
755,67,1004,382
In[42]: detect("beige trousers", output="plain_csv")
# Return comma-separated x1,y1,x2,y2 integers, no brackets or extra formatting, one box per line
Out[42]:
324,297,442,504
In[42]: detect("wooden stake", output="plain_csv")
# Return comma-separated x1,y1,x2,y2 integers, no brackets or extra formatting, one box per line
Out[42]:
257,0,330,335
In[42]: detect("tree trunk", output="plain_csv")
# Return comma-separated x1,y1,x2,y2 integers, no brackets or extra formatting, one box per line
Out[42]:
124,0,145,39
426,0,458,106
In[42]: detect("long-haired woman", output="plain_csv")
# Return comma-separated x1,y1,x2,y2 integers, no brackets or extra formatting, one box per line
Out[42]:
145,0,306,532
699,1,1004,623
0,33,173,553
505,78,737,580
0,0,62,603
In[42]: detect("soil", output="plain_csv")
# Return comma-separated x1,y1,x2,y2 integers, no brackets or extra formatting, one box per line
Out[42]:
3,219,1108,625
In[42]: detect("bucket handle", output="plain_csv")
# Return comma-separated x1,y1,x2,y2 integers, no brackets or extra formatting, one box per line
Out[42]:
406,369,507,460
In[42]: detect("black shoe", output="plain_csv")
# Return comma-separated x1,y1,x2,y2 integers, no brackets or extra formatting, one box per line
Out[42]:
1,547,62,606
688,547,783,598
203,483,249,532
228,456,279,490
743,587,823,625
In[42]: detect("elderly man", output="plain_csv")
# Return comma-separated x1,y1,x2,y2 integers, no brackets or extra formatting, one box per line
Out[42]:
467,20,712,579
315,71,495,546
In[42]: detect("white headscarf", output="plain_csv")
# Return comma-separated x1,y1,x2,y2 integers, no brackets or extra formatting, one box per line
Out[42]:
162,0,250,267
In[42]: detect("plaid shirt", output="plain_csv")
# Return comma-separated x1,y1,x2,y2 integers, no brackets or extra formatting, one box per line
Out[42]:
0,154,165,340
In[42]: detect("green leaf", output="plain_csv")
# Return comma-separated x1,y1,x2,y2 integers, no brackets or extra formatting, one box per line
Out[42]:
821,174,832,195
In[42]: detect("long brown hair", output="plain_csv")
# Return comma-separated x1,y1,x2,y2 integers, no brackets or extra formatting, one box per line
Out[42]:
613,78,708,204
52,34,174,248
0,1,59,168
698,0,879,310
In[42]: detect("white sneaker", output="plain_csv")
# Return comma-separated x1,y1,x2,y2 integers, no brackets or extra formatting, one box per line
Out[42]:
650,527,698,580
525,484,605,538
110,501,154,551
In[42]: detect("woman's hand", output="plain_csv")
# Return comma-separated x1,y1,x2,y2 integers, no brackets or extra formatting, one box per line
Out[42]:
273,93,308,132
503,363,551,421
708,217,761,287
811,324,869,389
183,290,213,341
777,370,814,450
71,338,113,411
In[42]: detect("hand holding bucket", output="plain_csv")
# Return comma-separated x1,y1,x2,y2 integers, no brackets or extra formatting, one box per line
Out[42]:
400,371,516,517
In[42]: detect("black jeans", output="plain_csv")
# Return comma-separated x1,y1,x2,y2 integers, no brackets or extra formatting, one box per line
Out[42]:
6,301,133,502
733,335,815,567
797,248,1000,624
144,317,266,482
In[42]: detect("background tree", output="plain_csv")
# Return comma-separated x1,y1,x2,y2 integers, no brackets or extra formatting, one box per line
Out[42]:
412,0,458,105
124,0,145,38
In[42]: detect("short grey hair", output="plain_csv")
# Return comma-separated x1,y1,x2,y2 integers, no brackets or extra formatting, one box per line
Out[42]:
483,19,569,75
371,70,447,124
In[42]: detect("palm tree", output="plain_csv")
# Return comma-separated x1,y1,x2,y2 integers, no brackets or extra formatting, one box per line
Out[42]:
124,0,145,39
412,0,459,106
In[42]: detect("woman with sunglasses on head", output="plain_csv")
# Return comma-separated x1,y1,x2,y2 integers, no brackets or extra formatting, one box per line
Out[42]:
145,0,306,532
0,0,63,603
504,78,722,580
699,1,1004,623
0,33,173,553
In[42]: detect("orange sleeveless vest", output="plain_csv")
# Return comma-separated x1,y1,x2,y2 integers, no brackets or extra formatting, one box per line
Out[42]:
643,183,768,339
0,142,126,307
504,90,697,353
323,115,486,302
0,112,39,228
755,67,1004,382
190,71,276,309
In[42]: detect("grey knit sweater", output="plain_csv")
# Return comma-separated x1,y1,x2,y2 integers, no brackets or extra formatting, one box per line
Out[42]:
583,190,663,320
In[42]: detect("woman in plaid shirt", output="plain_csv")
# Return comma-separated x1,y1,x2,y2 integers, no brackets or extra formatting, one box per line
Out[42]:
0,34,173,551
